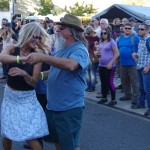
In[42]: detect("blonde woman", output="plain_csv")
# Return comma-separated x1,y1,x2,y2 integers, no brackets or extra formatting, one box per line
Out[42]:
0,22,50,150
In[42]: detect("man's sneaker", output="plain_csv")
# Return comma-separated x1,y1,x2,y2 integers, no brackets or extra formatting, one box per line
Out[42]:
23,143,31,149
131,99,138,105
85,88,90,91
131,104,145,109
107,100,117,106
119,96,131,101
144,109,150,117
116,84,122,89
0,76,6,79
97,98,108,104
96,93,102,98
87,88,95,92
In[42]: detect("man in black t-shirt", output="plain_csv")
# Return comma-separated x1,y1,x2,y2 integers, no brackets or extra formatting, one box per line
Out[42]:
11,15,21,36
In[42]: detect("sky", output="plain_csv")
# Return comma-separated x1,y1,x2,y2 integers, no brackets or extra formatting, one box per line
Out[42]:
53,0,123,11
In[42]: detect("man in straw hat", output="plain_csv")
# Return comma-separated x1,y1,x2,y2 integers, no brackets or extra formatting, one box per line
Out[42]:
27,14,89,150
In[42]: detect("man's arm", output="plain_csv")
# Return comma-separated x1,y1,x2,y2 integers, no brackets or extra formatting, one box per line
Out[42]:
28,53,79,71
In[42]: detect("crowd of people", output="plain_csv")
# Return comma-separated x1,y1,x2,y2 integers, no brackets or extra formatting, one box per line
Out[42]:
0,13,150,150
85,16,150,116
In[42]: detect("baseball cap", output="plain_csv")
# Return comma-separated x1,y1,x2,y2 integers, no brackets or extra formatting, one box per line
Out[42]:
129,17,137,22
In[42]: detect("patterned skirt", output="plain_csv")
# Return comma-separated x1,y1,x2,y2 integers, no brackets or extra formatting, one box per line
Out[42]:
1,85,49,142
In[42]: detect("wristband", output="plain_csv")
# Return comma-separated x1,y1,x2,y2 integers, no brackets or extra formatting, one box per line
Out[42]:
16,55,20,64
41,72,44,80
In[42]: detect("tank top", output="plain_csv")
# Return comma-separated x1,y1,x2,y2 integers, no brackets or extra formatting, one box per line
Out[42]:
7,47,34,91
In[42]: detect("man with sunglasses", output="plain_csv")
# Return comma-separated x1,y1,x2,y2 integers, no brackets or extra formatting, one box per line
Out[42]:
131,24,150,116
117,23,140,106
27,14,89,150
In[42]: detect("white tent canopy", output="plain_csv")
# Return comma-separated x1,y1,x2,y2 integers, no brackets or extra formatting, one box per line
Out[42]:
92,4,150,22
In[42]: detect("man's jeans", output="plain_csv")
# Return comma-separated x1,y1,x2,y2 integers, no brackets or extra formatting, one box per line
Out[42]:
86,62,99,89
137,69,150,107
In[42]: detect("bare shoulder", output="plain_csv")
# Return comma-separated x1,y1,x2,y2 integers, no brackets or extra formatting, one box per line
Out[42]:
1,45,15,55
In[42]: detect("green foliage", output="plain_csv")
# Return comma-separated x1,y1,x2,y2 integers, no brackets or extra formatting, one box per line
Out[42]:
66,1,98,16
0,0,9,11
36,0,55,16
121,0,149,6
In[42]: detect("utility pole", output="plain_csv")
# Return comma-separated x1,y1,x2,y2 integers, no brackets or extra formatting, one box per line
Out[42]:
10,0,15,18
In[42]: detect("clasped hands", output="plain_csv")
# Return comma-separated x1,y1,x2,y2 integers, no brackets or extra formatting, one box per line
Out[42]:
20,53,45,64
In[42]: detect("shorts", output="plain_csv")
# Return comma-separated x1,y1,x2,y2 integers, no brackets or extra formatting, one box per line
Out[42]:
44,107,83,150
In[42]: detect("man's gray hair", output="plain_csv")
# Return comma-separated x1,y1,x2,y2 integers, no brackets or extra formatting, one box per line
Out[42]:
100,18,109,26
68,27,88,48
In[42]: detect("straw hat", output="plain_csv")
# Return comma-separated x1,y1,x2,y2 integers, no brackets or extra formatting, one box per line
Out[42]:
56,14,83,32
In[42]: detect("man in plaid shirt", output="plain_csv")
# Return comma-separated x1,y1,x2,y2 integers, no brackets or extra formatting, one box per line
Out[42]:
131,23,150,117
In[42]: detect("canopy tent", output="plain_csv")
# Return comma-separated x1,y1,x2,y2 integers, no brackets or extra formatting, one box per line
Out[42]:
92,4,150,22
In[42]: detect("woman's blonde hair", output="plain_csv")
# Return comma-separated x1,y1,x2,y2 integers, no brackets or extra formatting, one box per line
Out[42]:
15,22,50,53
7,27,14,37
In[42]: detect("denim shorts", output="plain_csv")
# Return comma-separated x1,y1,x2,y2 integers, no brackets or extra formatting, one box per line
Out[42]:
44,107,83,150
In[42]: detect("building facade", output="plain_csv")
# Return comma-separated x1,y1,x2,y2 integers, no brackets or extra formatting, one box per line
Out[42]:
14,0,41,18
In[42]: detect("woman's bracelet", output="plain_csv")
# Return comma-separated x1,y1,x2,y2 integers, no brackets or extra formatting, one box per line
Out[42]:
16,55,20,64
41,72,44,80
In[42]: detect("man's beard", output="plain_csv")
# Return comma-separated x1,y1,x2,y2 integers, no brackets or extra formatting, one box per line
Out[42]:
54,33,66,52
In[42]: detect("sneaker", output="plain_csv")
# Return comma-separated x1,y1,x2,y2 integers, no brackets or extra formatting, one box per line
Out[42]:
87,88,95,92
97,98,108,104
119,96,131,101
97,92,102,95
85,88,90,91
97,92,101,95
131,104,145,109
0,76,6,79
23,143,31,149
131,99,138,105
107,100,117,106
116,84,122,89
144,109,150,117
96,93,102,98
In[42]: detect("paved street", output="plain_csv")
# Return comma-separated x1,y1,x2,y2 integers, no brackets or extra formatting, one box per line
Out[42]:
0,80,150,150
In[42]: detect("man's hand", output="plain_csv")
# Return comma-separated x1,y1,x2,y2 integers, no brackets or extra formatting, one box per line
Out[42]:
27,53,45,64
143,67,149,74
132,52,137,60
20,56,29,64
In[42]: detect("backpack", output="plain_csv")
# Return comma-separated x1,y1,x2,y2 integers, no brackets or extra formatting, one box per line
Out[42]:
146,37,150,53
117,34,135,52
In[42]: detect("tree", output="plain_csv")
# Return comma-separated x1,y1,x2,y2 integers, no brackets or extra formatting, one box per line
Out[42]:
0,0,9,11
121,0,149,6
36,0,55,16
66,1,98,16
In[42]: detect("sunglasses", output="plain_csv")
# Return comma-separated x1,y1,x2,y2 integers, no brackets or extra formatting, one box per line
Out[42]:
33,35,41,40
124,27,132,30
59,26,66,30
138,28,145,31
101,32,107,35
